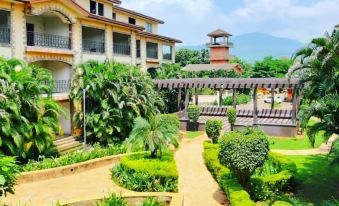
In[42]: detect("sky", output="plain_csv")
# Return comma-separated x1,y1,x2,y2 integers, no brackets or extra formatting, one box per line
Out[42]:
121,0,339,46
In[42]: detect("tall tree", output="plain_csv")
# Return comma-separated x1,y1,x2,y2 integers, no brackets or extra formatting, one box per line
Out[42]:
290,28,339,146
175,48,210,67
252,56,293,78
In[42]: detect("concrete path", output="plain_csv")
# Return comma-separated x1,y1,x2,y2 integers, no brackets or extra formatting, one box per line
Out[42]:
272,134,338,156
175,133,228,206
3,164,129,206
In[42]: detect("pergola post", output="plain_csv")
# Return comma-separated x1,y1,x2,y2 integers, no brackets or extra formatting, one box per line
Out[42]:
291,87,297,124
219,88,223,107
253,87,258,125
195,88,199,105
184,88,190,118
271,88,275,109
232,88,237,109
177,88,182,111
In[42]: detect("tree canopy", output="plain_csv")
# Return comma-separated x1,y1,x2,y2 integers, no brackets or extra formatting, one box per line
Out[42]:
252,56,293,78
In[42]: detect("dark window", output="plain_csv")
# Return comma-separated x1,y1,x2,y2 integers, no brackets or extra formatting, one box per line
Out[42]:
136,40,141,58
146,42,158,59
26,23,34,46
112,12,116,20
90,1,96,14
98,3,104,16
128,17,136,25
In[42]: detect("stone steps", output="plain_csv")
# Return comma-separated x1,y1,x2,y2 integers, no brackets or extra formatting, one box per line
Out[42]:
55,136,85,155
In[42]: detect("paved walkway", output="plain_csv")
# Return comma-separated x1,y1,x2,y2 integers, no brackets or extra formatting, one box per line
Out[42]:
272,134,338,155
175,133,228,206
3,164,130,206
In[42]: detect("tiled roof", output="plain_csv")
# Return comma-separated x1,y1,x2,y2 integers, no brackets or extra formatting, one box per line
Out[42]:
138,31,182,43
207,29,232,37
183,63,239,72
114,6,164,24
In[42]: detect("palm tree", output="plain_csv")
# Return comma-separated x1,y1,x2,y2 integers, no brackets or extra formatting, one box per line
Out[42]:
290,27,339,146
125,115,179,158
0,58,62,161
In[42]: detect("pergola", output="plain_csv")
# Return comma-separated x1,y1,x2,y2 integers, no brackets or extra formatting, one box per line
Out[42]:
153,78,302,125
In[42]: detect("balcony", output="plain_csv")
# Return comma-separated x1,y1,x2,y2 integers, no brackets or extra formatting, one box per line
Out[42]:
113,43,131,55
44,80,71,93
27,32,70,49
0,27,10,44
206,41,234,48
83,39,105,53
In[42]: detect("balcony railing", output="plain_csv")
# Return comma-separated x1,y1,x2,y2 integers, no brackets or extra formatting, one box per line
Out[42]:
163,53,172,60
0,27,10,44
83,39,105,53
147,49,158,59
44,80,71,93
113,43,131,55
206,41,234,48
27,31,70,49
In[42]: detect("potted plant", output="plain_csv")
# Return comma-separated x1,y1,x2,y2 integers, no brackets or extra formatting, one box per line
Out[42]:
187,104,201,131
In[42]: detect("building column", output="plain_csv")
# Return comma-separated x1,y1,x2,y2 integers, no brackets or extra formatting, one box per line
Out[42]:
158,41,163,65
11,3,25,60
171,44,176,63
253,87,258,125
105,25,113,60
140,37,147,70
195,88,199,105
130,31,137,66
72,21,82,65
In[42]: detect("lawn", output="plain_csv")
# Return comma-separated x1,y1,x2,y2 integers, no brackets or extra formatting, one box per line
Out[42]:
186,131,204,139
286,155,339,204
269,132,325,150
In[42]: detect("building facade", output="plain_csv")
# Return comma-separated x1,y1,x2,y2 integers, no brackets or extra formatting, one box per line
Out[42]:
0,0,181,137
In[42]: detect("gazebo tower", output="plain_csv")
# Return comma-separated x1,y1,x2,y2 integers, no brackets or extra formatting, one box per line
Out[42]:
207,29,233,64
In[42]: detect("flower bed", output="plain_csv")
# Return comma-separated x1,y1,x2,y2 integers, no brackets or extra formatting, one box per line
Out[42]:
111,152,178,192
23,144,125,172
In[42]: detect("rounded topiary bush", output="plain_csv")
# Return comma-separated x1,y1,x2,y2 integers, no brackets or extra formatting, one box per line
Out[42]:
227,108,237,131
205,119,223,144
218,128,269,189
187,104,201,123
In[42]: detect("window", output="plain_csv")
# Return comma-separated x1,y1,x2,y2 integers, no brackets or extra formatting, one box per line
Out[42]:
112,12,116,20
146,42,158,59
90,1,96,14
146,23,153,33
128,17,136,25
136,40,141,58
98,3,104,16
163,45,172,60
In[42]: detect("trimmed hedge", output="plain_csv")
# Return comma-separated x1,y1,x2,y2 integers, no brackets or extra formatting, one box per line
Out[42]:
250,153,297,201
203,141,256,206
187,104,201,123
205,119,223,144
111,152,178,192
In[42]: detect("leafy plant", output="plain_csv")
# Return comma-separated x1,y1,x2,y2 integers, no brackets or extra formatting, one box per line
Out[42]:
205,119,223,144
290,28,339,149
70,61,164,145
111,153,178,192
187,104,201,123
139,197,164,206
125,114,179,158
0,155,20,196
251,56,292,78
227,108,237,131
23,144,125,171
0,58,62,162
97,193,127,206
218,128,269,189
222,93,252,106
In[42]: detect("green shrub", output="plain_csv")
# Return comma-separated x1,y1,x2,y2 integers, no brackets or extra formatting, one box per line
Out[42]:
23,144,125,172
227,108,237,131
140,197,164,206
222,94,251,106
111,152,178,192
205,119,223,144
158,114,180,130
97,193,127,206
203,141,255,206
187,104,201,123
249,153,297,201
0,155,20,196
218,128,269,189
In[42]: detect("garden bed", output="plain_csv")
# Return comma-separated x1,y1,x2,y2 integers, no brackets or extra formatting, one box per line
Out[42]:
111,152,178,192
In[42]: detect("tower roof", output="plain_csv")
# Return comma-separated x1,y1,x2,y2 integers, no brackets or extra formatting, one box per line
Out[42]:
207,29,232,37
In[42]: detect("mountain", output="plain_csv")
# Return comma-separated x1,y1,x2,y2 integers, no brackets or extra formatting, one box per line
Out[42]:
179,32,304,62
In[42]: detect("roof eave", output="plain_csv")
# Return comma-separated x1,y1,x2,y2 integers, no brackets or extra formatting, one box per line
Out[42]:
114,6,164,24
138,31,182,43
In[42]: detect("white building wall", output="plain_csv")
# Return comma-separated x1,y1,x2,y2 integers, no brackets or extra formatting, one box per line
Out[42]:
0,47,12,59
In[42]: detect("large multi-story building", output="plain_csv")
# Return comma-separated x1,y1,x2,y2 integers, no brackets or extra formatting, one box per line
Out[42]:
0,0,181,139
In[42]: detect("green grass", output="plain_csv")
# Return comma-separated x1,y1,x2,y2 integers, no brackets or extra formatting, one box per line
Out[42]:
286,155,339,204
186,131,204,139
269,132,325,150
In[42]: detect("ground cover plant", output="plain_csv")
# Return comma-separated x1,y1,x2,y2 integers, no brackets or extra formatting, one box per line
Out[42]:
0,155,20,196
97,194,165,206
111,152,178,192
70,61,164,145
0,58,63,162
23,144,125,172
